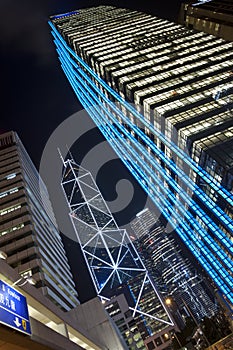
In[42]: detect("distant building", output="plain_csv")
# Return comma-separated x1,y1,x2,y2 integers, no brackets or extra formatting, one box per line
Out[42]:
130,208,217,324
0,131,79,311
179,0,233,41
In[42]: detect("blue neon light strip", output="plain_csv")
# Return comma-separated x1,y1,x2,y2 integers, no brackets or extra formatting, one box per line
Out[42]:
49,21,233,208
50,10,79,20
58,52,233,298
51,25,233,304
51,30,233,240
60,61,233,303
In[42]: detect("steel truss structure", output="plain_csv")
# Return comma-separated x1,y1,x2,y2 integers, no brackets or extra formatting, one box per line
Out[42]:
61,159,174,332
49,15,233,307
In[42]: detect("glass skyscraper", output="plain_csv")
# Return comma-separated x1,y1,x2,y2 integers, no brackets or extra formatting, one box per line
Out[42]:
0,131,79,311
130,208,217,324
49,5,233,311
61,158,177,348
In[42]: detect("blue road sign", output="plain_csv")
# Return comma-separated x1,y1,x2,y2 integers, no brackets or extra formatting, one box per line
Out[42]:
0,280,31,335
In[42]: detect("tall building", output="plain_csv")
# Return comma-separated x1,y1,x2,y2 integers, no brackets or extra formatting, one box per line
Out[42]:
61,158,177,349
49,6,233,310
179,0,233,41
0,131,79,311
130,208,217,324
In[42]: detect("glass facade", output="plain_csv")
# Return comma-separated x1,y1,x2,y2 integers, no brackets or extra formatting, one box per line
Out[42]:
49,5,233,310
0,131,79,311
130,208,217,324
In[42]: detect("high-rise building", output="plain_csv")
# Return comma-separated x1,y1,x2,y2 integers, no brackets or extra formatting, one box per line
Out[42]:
0,131,79,311
49,5,233,310
179,0,233,41
130,208,217,324
104,294,176,350
61,158,178,349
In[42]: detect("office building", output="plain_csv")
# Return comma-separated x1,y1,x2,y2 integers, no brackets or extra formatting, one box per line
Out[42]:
49,5,233,310
179,0,233,41
61,158,177,348
0,131,79,311
130,208,217,324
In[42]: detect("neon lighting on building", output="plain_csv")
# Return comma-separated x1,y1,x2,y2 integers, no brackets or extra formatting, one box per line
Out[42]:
49,13,233,306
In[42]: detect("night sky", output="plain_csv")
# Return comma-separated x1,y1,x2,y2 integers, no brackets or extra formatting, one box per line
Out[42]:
1,0,185,302
1,0,183,167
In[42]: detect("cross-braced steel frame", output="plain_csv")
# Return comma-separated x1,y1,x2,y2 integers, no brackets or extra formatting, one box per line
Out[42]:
61,159,174,328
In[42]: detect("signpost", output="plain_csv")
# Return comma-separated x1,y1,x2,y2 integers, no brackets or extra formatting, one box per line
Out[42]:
0,280,31,335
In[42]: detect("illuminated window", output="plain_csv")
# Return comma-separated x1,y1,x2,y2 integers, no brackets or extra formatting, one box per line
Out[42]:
0,187,19,198
0,223,24,237
0,204,21,216
6,173,16,180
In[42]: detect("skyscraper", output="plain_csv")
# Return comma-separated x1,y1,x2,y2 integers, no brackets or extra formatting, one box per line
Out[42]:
61,158,177,348
49,5,233,310
130,208,217,324
0,131,79,311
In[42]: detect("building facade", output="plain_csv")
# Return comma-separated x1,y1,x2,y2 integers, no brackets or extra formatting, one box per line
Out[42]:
130,208,217,324
0,258,126,350
49,5,233,310
0,131,79,311
179,0,233,41
61,158,177,348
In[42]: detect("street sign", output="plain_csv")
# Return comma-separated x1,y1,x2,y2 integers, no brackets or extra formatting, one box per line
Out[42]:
0,280,31,335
